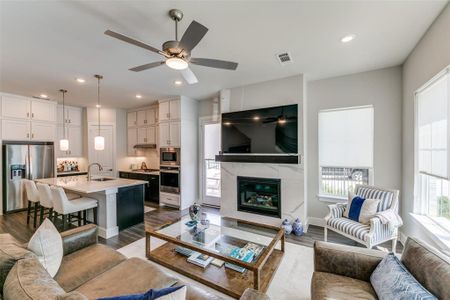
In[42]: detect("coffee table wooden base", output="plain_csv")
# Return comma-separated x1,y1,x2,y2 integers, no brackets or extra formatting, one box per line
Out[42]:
147,242,284,299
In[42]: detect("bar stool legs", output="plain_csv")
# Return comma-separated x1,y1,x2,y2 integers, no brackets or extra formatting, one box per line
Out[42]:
93,207,98,225
27,201,32,224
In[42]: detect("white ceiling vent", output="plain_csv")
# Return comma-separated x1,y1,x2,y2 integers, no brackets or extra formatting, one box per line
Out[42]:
276,52,293,65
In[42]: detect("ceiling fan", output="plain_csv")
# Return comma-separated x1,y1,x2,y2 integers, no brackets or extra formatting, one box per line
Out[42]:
104,9,238,85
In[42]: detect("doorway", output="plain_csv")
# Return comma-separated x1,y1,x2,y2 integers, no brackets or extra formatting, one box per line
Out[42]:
200,119,221,207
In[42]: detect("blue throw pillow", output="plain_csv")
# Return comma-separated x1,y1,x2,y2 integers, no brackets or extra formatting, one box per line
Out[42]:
370,253,437,300
97,285,185,300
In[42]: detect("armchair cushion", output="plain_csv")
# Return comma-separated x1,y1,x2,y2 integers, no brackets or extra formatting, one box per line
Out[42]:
343,194,380,224
327,217,371,241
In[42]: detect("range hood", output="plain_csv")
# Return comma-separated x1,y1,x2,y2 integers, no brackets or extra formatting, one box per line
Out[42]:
133,143,157,149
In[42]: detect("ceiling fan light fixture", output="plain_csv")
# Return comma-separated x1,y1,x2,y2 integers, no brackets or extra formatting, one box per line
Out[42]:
165,57,188,70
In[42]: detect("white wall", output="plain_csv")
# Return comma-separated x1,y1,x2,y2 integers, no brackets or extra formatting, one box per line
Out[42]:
402,4,450,246
306,67,403,221
219,75,306,226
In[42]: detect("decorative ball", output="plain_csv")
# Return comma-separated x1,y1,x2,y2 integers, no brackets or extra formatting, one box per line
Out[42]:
189,203,201,221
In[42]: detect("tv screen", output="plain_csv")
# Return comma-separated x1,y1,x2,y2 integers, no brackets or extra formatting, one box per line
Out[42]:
221,104,298,154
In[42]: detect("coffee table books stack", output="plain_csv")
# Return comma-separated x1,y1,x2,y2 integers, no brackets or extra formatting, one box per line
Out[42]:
145,216,285,299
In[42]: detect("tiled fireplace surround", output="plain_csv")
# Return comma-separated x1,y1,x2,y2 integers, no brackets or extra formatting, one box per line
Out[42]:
220,162,305,227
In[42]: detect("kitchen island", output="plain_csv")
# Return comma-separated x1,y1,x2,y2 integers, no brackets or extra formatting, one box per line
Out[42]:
35,176,147,239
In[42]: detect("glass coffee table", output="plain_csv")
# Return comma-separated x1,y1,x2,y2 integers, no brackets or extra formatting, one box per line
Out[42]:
145,215,285,298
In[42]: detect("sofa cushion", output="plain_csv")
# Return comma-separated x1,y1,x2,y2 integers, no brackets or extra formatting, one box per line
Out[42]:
75,258,178,299
174,281,224,300
311,272,377,300
3,257,66,300
371,253,437,299
327,217,371,241
401,237,450,300
27,218,63,277
55,244,126,292
0,234,35,292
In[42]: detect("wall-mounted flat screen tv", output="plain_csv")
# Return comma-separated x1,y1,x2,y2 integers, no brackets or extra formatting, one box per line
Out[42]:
221,104,298,155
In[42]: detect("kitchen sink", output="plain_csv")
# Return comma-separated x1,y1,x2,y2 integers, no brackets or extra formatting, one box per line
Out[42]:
91,177,115,182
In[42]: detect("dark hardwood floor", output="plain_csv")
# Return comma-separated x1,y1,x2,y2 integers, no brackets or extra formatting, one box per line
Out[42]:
0,204,402,253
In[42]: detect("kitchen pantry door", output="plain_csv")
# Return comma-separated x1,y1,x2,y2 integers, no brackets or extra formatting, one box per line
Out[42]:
200,121,221,207
88,124,114,176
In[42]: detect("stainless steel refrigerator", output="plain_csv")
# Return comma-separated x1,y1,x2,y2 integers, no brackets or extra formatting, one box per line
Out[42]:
2,142,54,213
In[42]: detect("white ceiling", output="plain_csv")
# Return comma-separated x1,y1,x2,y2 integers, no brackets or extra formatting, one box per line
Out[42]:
0,1,447,109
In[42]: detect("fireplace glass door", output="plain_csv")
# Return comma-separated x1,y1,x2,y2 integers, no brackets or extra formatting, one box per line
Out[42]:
237,176,281,218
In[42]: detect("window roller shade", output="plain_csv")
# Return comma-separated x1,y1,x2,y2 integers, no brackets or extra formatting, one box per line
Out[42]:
319,106,374,168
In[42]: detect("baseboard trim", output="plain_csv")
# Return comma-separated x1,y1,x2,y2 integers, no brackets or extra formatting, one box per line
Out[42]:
398,230,407,246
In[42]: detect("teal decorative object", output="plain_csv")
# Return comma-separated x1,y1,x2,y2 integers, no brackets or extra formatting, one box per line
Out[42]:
281,219,293,234
292,218,303,236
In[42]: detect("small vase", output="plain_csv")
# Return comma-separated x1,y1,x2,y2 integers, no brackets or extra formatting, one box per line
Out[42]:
189,203,201,221
292,218,304,236
281,219,293,235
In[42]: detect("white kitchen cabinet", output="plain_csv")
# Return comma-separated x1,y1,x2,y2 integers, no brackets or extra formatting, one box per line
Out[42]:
159,99,180,122
55,126,66,158
147,126,156,144
127,112,137,127
31,100,56,122
1,96,30,120
159,122,179,147
137,127,147,144
169,122,180,147
31,122,55,141
146,108,156,125
169,99,180,120
158,101,170,122
66,107,82,126
127,128,137,156
57,105,82,126
160,192,180,207
67,126,82,157
137,110,147,126
1,119,30,140
159,122,170,147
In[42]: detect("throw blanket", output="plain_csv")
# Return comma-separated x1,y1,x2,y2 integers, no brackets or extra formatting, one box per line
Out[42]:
375,209,403,230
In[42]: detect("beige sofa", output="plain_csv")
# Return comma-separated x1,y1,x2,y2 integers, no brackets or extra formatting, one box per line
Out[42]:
311,238,450,300
1,224,269,300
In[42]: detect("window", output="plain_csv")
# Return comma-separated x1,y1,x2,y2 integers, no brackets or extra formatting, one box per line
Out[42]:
318,106,374,198
415,68,450,232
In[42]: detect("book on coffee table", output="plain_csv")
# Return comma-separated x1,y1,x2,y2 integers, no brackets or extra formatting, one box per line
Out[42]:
187,252,214,268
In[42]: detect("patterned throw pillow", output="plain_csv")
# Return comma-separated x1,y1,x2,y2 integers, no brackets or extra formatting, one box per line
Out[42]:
343,192,380,224
98,286,187,300
371,253,437,300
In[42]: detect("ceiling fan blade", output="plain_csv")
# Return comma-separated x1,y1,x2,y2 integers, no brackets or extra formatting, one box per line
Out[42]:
190,58,238,70
179,21,208,52
129,61,165,72
181,68,199,85
104,30,166,56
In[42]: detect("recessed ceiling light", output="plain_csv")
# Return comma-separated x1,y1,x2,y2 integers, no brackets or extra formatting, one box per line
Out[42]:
341,34,356,43
174,80,183,86
40,94,48,98
224,122,231,126
135,94,142,99
253,116,260,121
76,78,85,83
96,104,101,108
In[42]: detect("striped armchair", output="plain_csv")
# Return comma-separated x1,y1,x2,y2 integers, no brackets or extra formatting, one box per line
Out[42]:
324,185,400,251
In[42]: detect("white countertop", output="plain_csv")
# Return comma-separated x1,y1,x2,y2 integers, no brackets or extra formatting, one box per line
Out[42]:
120,170,160,175
35,176,147,194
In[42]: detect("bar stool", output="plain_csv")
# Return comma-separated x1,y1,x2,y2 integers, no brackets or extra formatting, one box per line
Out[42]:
23,179,40,228
50,186,98,231
36,183,54,224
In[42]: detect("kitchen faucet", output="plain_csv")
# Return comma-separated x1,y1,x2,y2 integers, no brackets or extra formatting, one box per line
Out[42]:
87,163,103,181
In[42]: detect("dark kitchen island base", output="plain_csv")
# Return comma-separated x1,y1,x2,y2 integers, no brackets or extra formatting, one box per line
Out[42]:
116,185,144,230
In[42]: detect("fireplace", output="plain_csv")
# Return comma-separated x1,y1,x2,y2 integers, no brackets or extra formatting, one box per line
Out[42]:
237,176,281,218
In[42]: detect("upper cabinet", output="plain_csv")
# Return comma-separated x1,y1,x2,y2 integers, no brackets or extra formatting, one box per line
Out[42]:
158,99,180,122
1,95,56,122
136,107,157,126
57,105,82,126
128,111,137,127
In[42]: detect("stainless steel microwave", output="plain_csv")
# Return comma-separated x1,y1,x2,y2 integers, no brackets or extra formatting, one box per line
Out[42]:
160,147,180,166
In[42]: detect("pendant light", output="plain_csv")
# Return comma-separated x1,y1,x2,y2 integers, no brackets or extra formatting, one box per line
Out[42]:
59,89,69,151
94,74,105,151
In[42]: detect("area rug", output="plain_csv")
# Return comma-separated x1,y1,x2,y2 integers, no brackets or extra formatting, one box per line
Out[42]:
117,222,313,300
